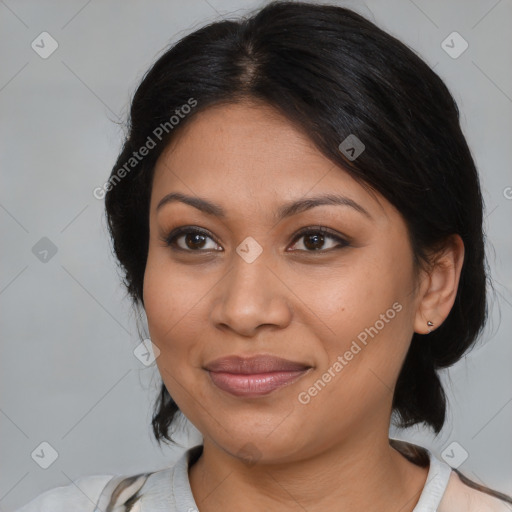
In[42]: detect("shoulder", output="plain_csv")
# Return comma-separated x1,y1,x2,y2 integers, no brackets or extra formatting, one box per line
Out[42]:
389,437,512,512
438,469,512,512
14,472,152,512
14,446,203,511
14,474,115,511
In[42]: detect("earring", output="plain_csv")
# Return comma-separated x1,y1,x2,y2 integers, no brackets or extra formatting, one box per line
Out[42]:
427,320,434,333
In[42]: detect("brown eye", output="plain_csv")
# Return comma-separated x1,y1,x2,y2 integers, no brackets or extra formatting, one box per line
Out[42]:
164,227,222,252
289,227,349,252
182,232,208,250
303,233,325,250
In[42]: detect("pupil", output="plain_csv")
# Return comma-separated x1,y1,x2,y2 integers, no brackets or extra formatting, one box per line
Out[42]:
186,233,206,249
305,233,324,250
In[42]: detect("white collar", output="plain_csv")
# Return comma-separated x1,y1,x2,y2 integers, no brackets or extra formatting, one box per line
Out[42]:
138,442,452,512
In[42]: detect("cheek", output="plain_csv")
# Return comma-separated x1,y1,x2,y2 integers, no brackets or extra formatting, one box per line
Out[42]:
311,237,415,378
143,254,198,369
143,261,209,419
316,247,412,331
143,248,204,333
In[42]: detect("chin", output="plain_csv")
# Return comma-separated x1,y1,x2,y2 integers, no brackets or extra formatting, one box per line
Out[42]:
208,427,309,466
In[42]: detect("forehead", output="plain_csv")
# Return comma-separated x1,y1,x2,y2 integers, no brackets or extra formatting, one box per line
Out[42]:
150,102,388,220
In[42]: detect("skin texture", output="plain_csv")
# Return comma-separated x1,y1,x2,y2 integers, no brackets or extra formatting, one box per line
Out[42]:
143,101,465,512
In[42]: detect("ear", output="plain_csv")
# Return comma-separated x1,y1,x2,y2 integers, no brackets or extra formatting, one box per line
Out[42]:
413,234,465,335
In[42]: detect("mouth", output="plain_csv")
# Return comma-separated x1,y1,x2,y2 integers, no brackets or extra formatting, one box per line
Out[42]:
204,354,312,398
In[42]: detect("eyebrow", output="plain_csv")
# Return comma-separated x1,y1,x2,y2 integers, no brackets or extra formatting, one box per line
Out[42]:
156,192,372,220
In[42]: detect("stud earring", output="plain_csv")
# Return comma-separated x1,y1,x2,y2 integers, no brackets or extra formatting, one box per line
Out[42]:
427,320,434,333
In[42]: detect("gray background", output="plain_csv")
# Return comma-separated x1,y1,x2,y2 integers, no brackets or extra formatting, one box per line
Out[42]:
1,0,511,509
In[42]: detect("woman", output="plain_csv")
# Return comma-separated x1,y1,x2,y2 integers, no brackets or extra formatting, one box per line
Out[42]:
16,1,512,510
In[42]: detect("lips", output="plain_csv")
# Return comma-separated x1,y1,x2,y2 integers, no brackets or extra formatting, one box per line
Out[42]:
204,355,312,397
204,354,311,374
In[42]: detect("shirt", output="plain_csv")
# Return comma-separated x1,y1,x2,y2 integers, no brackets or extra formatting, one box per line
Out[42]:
14,439,512,511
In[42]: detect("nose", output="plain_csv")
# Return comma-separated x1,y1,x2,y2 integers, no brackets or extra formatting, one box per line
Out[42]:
209,251,293,337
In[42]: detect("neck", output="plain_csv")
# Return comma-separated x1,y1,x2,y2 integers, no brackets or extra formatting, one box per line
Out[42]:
188,431,429,512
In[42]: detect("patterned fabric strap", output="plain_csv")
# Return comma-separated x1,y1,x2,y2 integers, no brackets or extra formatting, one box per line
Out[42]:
94,472,153,511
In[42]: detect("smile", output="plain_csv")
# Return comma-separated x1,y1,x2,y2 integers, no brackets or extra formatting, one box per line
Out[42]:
207,369,311,397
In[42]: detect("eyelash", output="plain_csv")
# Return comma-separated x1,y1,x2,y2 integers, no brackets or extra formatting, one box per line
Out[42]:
160,226,350,254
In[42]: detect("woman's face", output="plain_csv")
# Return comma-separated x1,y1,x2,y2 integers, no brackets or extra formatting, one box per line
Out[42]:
143,101,424,463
